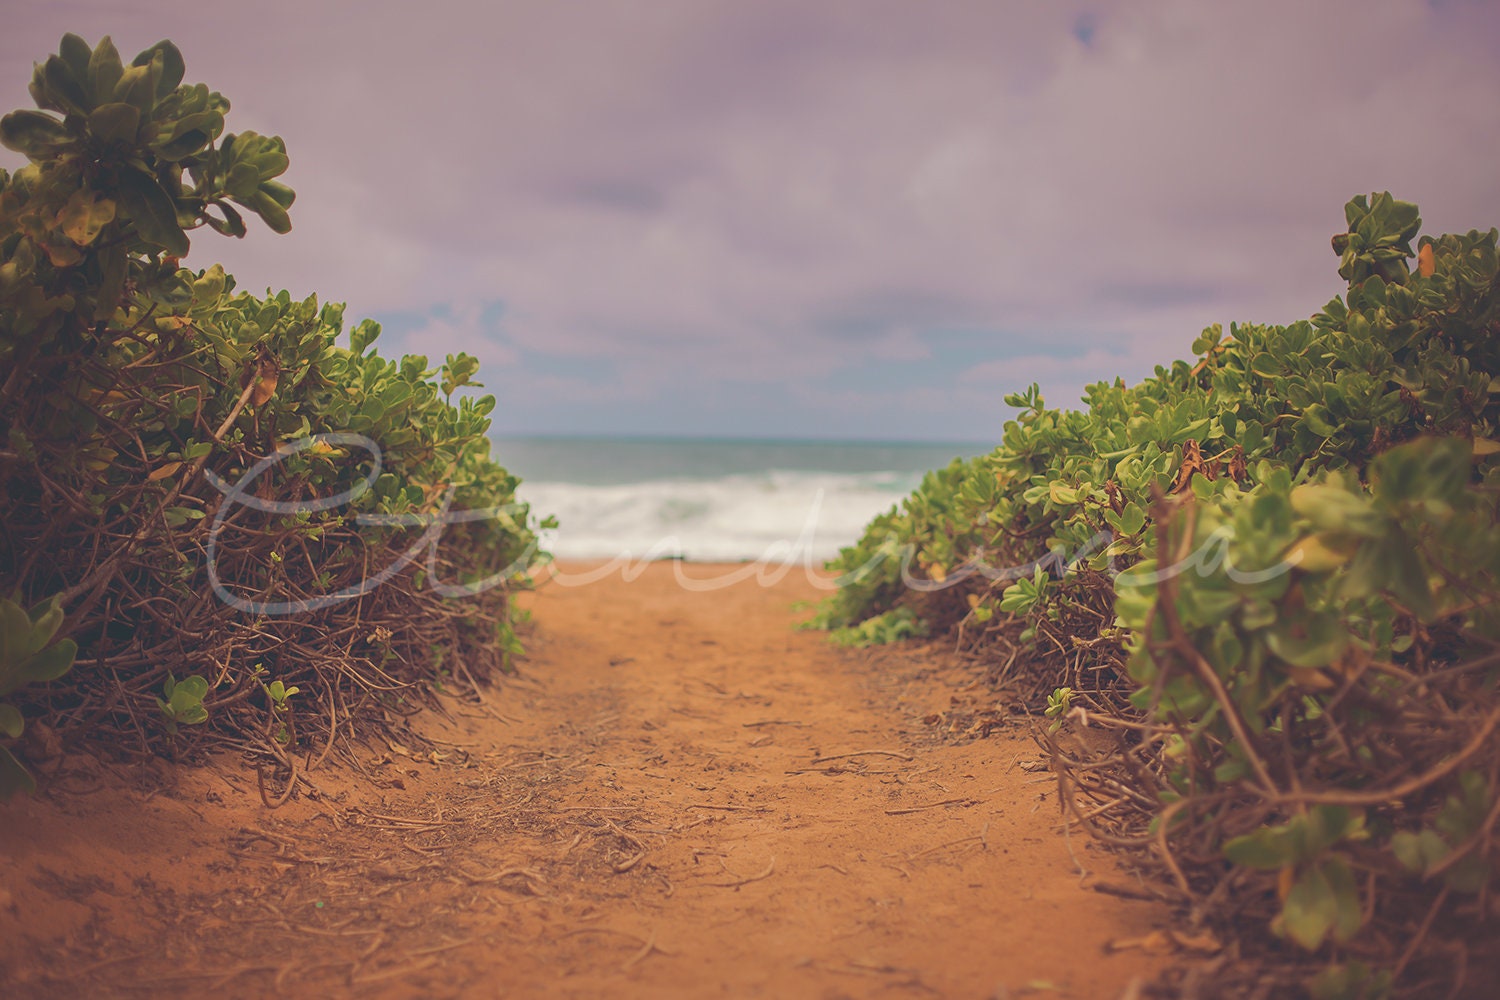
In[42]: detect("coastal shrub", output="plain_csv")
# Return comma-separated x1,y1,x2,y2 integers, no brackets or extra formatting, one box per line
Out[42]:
0,595,76,792
828,606,928,648
0,35,544,797
818,193,1499,996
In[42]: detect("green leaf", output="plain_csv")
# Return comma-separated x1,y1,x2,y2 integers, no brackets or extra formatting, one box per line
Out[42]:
1282,863,1339,949
203,200,247,236
1372,436,1471,504
0,110,72,158
248,145,289,179
86,37,124,107
224,162,260,201
154,115,218,161
1224,827,1293,869
1323,856,1363,942
1266,613,1349,669
1214,758,1250,784
1290,484,1384,537
1283,533,1349,574
1302,404,1338,438
349,320,381,356
172,675,209,701
1307,805,1360,852
58,189,117,247
1048,482,1081,506
1209,621,1244,671
58,33,94,83
19,639,77,687
247,188,292,234
0,703,23,739
177,705,208,725
160,673,210,727
25,597,65,653
87,101,140,145
163,506,204,527
1250,353,1281,378
132,40,184,99
1239,419,1265,454
112,61,158,116
0,599,30,668
1384,539,1436,620
260,179,296,209
39,54,92,116
118,166,189,255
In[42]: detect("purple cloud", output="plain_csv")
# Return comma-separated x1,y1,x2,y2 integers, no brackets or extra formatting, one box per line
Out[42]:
4,1,1497,439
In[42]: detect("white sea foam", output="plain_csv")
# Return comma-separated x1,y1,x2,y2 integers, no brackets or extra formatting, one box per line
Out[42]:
517,470,915,564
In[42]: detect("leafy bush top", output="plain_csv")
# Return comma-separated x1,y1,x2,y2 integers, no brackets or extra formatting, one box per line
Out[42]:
816,193,1499,997
1,35,543,798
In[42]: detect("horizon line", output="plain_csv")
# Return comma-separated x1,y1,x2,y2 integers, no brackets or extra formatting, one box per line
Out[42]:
489,432,997,448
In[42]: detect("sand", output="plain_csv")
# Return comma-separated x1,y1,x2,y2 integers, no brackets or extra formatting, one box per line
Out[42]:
0,561,1172,998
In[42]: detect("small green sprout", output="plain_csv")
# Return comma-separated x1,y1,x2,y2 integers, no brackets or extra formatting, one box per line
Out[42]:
1045,687,1074,733
262,679,300,711
157,673,210,733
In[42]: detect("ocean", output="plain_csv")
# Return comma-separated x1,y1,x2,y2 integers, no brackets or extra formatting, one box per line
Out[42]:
492,437,993,564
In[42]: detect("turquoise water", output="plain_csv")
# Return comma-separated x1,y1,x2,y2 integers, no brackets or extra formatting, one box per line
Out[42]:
492,436,992,562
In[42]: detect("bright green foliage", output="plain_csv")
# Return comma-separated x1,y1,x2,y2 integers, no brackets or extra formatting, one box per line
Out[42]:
0,596,76,699
0,36,541,789
0,594,77,796
1,34,291,327
1223,806,1368,949
261,678,299,710
156,673,209,733
809,456,991,631
999,565,1053,617
1043,686,1072,733
817,193,1499,990
822,196,1497,636
827,606,928,648
1388,771,1493,894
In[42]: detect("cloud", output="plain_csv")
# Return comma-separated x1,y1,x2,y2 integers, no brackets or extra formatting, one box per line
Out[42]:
960,348,1141,394
392,304,520,370
3,0,1497,438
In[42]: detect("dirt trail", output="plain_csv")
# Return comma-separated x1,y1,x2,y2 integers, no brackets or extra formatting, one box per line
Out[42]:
1,562,1170,998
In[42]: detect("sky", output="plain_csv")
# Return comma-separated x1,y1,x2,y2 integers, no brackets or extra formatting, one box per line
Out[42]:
4,1,1499,442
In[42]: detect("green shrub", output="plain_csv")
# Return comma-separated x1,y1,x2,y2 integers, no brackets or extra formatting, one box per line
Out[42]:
827,606,928,648
0,595,77,794
0,35,545,796
817,192,1499,995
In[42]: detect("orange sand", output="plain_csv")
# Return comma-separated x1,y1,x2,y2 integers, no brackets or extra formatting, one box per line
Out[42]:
0,561,1170,998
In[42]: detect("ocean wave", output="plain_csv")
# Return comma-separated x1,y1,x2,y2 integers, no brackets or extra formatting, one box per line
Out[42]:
516,470,917,563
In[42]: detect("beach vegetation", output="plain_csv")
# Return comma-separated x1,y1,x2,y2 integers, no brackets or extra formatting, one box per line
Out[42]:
0,35,541,797
0,594,76,794
827,606,928,648
817,192,1500,995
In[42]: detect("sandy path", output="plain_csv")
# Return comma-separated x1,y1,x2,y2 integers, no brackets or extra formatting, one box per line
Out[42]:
1,562,1168,998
